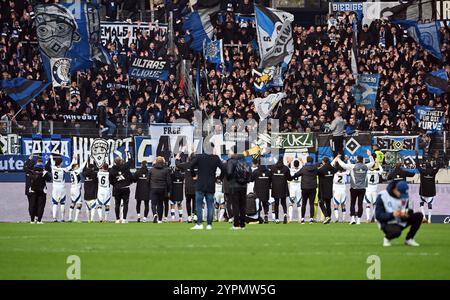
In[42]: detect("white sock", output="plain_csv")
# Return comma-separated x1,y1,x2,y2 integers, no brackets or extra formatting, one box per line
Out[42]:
60,204,65,220
218,208,224,222
297,207,302,221
104,209,109,221
366,207,371,221
272,212,275,221
68,207,73,221
74,208,80,221
137,213,141,218
97,207,103,220
420,205,426,218
52,204,57,219
288,206,293,221
90,209,95,221
342,209,346,221
334,209,339,220
179,209,184,219
428,210,432,222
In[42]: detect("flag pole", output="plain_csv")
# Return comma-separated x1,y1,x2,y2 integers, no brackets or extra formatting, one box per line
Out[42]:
12,107,24,120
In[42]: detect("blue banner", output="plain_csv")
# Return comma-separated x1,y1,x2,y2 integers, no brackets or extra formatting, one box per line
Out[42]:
353,74,380,109
21,135,72,167
34,1,111,81
317,133,372,162
416,105,445,133
426,69,449,95
203,39,223,65
128,57,169,80
0,155,28,172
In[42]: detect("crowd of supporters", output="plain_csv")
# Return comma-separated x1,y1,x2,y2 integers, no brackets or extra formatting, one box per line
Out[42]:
0,0,449,138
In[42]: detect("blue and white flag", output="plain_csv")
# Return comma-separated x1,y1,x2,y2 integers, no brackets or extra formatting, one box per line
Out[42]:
352,74,380,109
255,4,294,70
183,0,221,52
34,1,111,83
395,20,442,60
203,39,223,65
425,69,450,95
416,105,445,133
253,92,286,120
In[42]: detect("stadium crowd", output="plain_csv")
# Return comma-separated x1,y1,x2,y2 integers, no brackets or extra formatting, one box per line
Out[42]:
0,0,449,137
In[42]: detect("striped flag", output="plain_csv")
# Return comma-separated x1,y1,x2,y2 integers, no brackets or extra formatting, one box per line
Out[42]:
0,78,50,108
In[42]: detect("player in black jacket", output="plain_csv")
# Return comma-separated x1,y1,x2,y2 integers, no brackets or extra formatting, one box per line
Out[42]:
387,163,415,182
170,165,185,222
251,161,271,224
24,155,36,222
270,159,292,224
28,159,52,223
133,161,150,222
176,153,197,223
82,162,98,223
317,157,338,224
294,156,319,224
110,157,133,223
415,152,440,223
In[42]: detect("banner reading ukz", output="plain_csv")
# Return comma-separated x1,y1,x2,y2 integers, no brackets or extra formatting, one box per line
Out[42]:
128,57,169,80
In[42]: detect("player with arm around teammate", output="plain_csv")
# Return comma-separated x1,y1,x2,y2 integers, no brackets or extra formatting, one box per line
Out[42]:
49,155,74,222
82,161,98,223
365,153,384,223
96,163,113,222
68,159,88,222
288,159,302,223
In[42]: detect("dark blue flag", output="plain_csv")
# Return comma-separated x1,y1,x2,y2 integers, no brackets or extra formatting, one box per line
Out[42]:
425,69,450,95
0,78,50,108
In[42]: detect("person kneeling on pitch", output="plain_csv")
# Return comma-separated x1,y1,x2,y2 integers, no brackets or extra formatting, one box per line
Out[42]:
375,181,423,247
245,192,263,224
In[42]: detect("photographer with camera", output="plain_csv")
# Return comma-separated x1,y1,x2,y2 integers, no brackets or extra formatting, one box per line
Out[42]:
375,181,423,247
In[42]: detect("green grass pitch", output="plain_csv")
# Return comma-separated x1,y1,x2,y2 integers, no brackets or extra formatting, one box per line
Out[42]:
0,222,449,280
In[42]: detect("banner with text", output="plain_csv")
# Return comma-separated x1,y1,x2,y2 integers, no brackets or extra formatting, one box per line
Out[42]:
416,105,445,133
21,135,72,167
101,22,168,46
128,57,169,80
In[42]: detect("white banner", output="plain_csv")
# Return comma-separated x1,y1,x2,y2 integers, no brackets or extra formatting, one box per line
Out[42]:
100,22,168,46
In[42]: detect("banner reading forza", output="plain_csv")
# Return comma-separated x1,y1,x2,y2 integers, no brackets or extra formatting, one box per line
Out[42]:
372,134,421,169
72,136,133,167
128,57,169,80
21,135,72,167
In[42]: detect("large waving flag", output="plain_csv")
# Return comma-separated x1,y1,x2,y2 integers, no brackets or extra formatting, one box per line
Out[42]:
183,0,221,52
253,92,286,120
0,78,50,108
395,20,442,60
34,0,111,84
425,69,450,95
255,4,294,70
203,39,223,65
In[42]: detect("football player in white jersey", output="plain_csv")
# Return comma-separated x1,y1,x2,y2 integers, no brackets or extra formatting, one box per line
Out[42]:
332,163,349,222
214,167,225,222
68,159,87,222
365,154,384,223
96,163,112,222
49,155,74,222
288,159,302,222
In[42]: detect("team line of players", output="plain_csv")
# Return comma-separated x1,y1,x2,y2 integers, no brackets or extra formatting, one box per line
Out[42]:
32,150,439,224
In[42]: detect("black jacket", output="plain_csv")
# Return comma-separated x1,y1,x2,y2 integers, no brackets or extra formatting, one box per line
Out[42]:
387,167,415,182
29,164,52,194
176,159,197,195
190,154,224,194
110,161,133,195
317,163,337,199
24,158,35,196
270,160,291,198
416,158,440,197
133,166,150,201
226,155,247,193
149,161,172,194
252,165,271,201
170,167,185,201
82,164,98,201
295,163,318,190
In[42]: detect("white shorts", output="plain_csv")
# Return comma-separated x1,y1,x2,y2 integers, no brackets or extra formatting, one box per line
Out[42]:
214,191,225,205
420,196,434,204
289,183,302,206
52,185,66,204
365,188,378,205
70,186,82,204
333,189,347,206
85,199,97,210
97,188,111,206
